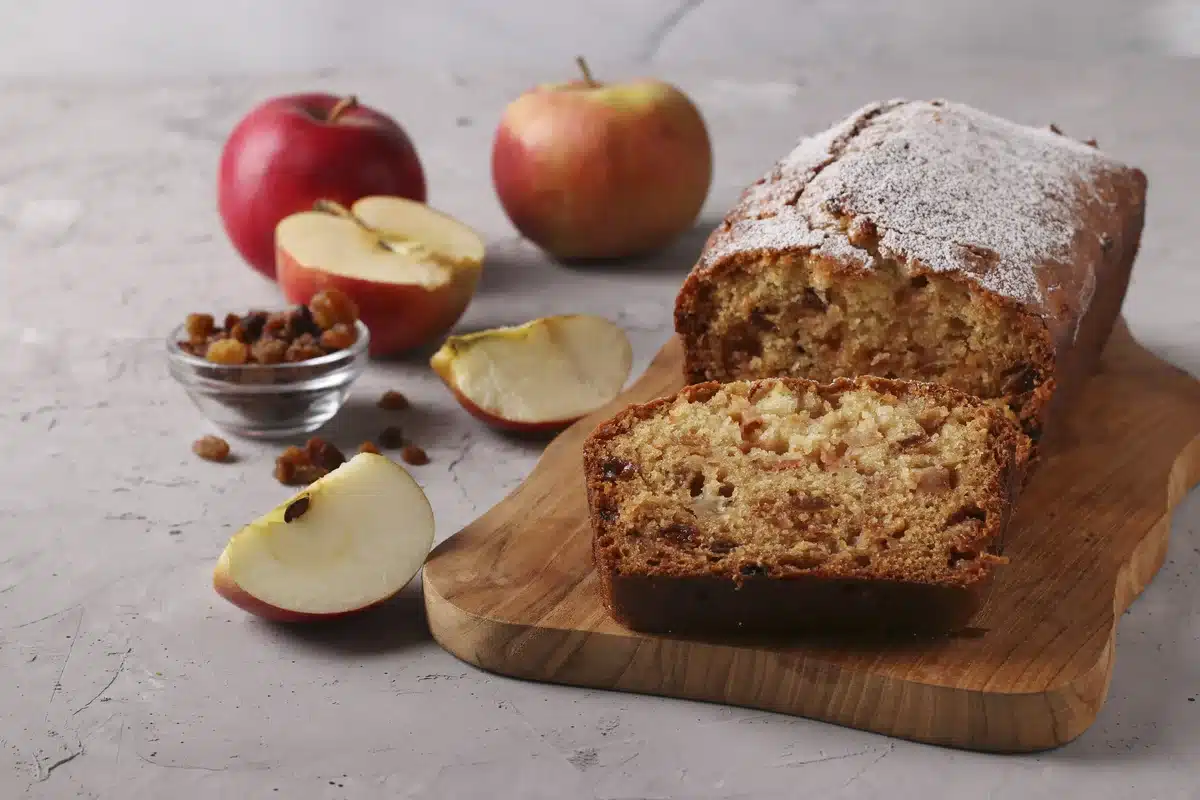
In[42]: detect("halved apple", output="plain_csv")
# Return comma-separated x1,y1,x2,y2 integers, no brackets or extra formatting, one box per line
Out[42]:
275,195,485,356
430,314,633,433
213,452,435,622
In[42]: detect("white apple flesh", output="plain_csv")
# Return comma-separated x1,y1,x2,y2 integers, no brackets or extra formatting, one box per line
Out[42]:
213,453,435,622
430,314,632,432
275,196,486,356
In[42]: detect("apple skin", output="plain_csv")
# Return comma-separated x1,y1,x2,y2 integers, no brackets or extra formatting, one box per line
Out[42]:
491,76,712,261
212,548,391,623
430,358,583,435
219,92,427,280
276,247,479,357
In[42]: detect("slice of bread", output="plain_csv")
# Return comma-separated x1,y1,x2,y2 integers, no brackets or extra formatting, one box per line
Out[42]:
583,376,1025,636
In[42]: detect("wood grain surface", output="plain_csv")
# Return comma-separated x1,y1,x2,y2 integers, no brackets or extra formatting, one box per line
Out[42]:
422,318,1200,752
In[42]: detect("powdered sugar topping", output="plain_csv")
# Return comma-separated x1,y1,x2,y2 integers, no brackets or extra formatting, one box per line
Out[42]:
702,99,1121,308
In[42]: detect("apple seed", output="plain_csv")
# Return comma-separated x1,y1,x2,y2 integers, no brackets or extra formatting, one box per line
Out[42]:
284,495,311,523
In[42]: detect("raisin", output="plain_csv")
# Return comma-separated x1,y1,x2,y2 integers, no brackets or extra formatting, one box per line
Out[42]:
909,275,929,289
304,437,345,471
276,446,309,469
292,464,328,485
600,459,636,481
740,564,768,577
185,313,215,340
273,458,296,485
223,313,241,333
357,441,381,455
286,306,320,339
661,522,698,544
241,310,268,341
378,426,405,449
309,288,359,330
800,287,828,312
285,335,324,362
263,312,290,339
251,338,288,365
400,445,429,465
319,323,357,351
598,506,618,522
205,338,249,365
283,495,311,523
377,390,410,411
191,435,230,462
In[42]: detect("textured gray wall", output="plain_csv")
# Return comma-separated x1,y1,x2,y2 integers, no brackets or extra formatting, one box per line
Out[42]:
1,0,1197,78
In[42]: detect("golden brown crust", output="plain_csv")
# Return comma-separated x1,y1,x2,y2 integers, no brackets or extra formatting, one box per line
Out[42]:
673,100,1148,460
583,375,1023,636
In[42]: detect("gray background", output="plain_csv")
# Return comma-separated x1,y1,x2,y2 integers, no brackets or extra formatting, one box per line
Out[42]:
2,2,1199,799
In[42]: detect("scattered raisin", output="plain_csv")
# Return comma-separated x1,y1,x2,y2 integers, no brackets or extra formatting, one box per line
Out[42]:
377,390,410,411
309,288,359,330
292,464,328,485
274,458,296,485
358,441,381,455
319,323,357,351
283,495,311,523
378,426,405,449
185,313,215,340
304,437,345,472
205,338,249,365
739,564,768,577
192,435,231,462
400,445,429,465
223,313,241,333
598,506,619,522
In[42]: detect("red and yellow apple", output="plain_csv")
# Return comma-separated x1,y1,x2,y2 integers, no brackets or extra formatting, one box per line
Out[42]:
213,452,435,623
218,92,427,280
275,195,485,356
430,314,633,433
491,58,712,261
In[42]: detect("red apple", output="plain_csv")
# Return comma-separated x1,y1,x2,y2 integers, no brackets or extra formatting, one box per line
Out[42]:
213,453,435,623
430,314,633,433
218,92,427,280
275,195,485,356
491,58,712,261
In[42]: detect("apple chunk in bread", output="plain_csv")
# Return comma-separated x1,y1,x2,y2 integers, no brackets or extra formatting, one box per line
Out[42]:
430,314,633,433
275,195,485,356
213,453,435,622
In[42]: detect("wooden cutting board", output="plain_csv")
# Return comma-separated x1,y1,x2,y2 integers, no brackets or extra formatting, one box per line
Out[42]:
422,318,1200,753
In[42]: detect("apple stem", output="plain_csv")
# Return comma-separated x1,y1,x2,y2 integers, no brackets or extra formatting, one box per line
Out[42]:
327,95,358,123
576,56,597,87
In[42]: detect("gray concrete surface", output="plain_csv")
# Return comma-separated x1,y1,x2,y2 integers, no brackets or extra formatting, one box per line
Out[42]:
2,53,1199,800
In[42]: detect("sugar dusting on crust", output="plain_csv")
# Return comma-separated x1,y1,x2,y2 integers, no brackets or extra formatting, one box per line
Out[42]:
699,99,1124,308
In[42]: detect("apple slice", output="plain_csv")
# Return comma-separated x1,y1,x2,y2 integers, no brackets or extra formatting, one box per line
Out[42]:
275,195,485,356
213,452,435,622
430,314,633,433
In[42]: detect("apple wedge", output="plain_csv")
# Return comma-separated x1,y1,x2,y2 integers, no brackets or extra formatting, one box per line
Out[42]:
430,314,633,433
275,195,485,356
213,452,435,622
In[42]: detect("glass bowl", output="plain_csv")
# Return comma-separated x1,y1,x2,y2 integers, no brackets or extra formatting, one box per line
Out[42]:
166,319,370,439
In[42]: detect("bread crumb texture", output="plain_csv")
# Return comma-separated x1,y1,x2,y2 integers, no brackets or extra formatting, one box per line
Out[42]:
586,377,1016,589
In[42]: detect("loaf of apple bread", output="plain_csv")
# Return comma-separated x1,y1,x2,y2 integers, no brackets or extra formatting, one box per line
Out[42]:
674,100,1147,453
584,376,1025,635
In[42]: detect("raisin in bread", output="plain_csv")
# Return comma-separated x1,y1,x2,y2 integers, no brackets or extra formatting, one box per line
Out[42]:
583,377,1025,635
675,99,1147,454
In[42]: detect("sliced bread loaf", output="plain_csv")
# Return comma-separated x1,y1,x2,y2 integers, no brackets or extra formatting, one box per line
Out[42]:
583,376,1025,635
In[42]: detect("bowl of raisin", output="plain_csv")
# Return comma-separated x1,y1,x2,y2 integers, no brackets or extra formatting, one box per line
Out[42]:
166,288,370,439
